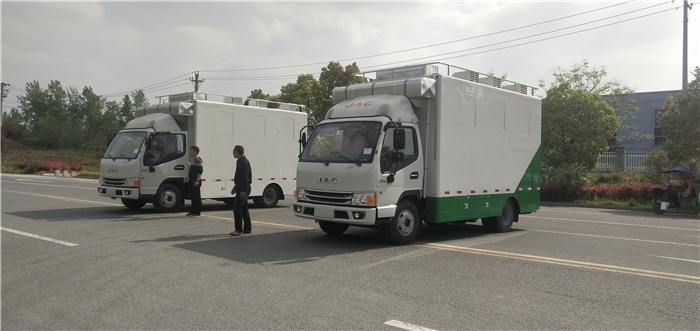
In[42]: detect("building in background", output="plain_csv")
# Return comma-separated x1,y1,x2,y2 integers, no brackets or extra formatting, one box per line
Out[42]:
598,90,682,171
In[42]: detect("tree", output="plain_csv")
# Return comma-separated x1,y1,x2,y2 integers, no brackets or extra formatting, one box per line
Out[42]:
542,60,641,145
280,74,325,126
656,67,700,171
541,82,620,170
119,94,134,126
279,62,362,126
248,89,270,100
131,90,149,109
316,62,362,123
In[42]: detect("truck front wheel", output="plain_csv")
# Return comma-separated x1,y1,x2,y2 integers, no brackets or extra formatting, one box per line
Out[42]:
388,200,421,245
122,198,147,210
318,221,349,236
153,183,182,213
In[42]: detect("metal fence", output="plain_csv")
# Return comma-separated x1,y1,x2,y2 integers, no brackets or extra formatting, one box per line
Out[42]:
595,151,649,172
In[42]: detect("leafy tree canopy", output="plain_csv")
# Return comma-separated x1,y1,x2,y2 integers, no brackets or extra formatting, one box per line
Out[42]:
656,67,700,171
541,82,620,170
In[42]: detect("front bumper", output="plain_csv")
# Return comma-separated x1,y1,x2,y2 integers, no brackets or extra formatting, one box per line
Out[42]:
97,186,140,199
293,201,377,225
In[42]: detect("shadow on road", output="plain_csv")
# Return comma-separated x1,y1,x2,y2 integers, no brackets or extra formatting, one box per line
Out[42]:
6,206,179,222
131,220,518,265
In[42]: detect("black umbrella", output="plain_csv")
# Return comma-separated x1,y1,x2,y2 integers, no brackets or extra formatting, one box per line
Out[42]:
663,165,695,178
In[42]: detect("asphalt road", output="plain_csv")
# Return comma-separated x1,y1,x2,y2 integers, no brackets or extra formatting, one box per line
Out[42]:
2,173,699,330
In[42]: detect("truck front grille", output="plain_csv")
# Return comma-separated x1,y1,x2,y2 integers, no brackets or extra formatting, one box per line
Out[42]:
305,189,353,205
103,177,126,187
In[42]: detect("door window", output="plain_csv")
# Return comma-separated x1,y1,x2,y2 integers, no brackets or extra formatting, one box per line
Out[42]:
144,134,186,166
381,127,418,174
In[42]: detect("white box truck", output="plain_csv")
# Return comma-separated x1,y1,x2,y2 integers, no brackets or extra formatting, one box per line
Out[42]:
98,92,307,212
293,63,541,244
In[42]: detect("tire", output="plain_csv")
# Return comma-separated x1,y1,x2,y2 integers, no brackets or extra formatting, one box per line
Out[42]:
318,221,349,236
653,201,666,214
122,198,147,210
388,200,421,245
152,183,182,213
253,185,280,208
483,199,516,232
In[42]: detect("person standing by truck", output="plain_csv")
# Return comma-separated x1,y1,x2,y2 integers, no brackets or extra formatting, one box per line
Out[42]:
230,145,252,236
186,146,203,217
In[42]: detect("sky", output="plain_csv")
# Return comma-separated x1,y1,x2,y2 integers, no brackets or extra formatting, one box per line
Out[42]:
1,1,698,110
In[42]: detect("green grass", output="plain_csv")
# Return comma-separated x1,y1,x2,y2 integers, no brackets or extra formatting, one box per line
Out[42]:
1,142,102,175
574,198,649,207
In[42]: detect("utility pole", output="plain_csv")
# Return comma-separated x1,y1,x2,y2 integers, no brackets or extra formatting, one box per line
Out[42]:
189,71,204,92
682,0,692,91
1,82,10,114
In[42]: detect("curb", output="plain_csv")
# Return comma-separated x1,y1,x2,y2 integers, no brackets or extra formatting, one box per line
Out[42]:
541,201,700,216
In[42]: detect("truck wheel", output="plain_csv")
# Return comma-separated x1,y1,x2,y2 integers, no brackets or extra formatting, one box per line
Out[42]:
483,199,515,232
318,221,349,235
388,200,421,245
652,201,666,214
153,184,182,213
122,198,147,210
253,185,280,208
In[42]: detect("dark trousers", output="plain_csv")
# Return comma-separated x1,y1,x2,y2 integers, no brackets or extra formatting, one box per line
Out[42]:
189,184,202,214
233,188,251,232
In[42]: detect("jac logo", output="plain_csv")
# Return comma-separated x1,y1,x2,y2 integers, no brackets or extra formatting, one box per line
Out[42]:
345,101,373,108
317,177,338,184
109,168,118,173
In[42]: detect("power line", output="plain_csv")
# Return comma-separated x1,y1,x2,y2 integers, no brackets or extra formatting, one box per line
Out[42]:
101,72,192,97
199,0,650,73
198,3,677,82
363,5,680,70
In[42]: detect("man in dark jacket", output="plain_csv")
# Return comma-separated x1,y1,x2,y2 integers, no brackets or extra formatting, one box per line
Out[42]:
230,145,252,236
186,146,203,217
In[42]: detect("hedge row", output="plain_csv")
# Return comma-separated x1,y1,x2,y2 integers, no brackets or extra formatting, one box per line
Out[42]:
542,180,660,203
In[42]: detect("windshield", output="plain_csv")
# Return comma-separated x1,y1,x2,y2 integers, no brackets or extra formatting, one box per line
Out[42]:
300,121,382,164
103,131,147,160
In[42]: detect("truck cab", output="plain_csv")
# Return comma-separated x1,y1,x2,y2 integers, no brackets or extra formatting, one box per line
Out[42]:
295,94,429,244
98,111,189,212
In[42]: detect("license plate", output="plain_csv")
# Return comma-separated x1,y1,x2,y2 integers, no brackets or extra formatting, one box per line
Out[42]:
315,207,334,219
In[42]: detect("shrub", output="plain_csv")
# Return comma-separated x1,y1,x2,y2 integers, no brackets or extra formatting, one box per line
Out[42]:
541,165,589,202
71,163,83,171
40,161,70,171
16,162,29,169
579,179,660,203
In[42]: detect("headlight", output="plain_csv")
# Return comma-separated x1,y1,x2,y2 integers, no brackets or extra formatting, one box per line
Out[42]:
352,192,376,206
126,178,140,187
99,177,104,185
295,189,306,201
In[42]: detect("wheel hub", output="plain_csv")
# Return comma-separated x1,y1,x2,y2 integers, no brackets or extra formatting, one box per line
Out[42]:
397,210,414,236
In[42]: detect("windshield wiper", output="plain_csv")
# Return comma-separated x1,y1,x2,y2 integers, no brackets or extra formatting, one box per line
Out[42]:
338,154,362,167
310,155,329,166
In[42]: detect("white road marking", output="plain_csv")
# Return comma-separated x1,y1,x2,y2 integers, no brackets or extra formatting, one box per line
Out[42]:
13,178,52,183
523,215,700,231
384,320,439,331
530,229,700,247
3,190,121,206
652,255,700,263
4,180,95,190
1,227,78,246
361,248,435,269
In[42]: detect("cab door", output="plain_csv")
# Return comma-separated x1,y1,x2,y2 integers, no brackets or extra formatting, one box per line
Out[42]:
140,133,189,195
376,125,423,209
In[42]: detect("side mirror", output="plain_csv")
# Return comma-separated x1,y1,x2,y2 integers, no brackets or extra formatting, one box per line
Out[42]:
107,133,116,147
299,132,307,148
393,128,406,150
